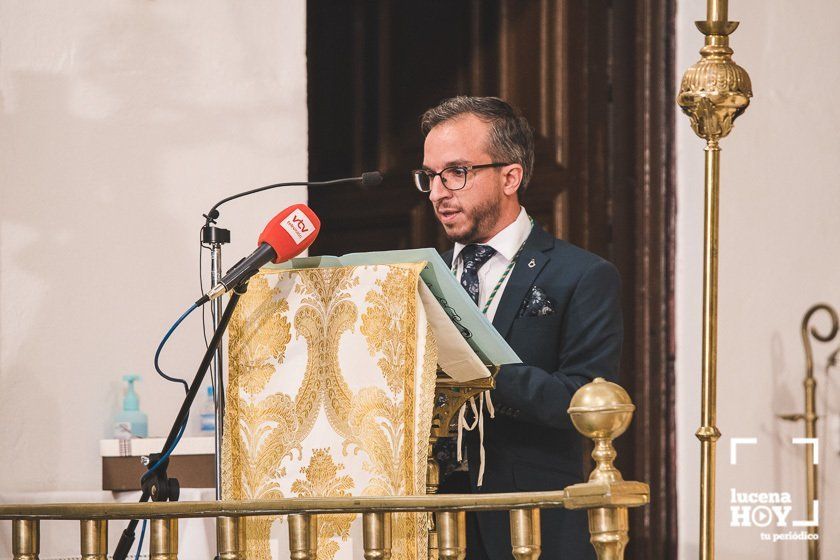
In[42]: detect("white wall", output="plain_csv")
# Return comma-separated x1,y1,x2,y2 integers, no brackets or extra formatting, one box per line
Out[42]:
0,1,307,493
676,1,840,558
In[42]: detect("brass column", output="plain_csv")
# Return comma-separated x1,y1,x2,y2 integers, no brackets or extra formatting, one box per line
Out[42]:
363,511,393,560
12,519,39,560
150,518,178,560
288,513,318,560
217,516,247,560
80,519,107,560
677,1,752,559
435,511,466,560
509,508,541,560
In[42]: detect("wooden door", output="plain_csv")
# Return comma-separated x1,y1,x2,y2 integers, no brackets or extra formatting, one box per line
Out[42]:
307,1,677,557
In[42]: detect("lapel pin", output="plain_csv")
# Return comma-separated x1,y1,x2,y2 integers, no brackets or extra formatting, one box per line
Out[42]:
528,258,536,268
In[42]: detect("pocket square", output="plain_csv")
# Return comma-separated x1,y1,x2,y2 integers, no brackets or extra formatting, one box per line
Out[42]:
518,286,556,317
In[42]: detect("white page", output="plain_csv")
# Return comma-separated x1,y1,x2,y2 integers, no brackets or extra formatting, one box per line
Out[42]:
418,281,490,382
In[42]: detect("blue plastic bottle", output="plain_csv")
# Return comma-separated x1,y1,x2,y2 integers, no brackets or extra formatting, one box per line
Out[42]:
114,374,148,439
200,386,216,434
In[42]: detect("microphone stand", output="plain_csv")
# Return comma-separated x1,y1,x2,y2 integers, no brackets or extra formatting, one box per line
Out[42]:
113,284,247,560
200,224,230,502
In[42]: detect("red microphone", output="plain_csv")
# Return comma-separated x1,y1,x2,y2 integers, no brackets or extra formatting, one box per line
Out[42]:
196,204,321,305
257,204,321,262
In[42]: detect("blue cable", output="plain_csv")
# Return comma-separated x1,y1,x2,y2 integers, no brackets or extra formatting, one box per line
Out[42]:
133,419,187,559
154,303,199,394
141,418,188,483
131,303,199,559
134,519,147,560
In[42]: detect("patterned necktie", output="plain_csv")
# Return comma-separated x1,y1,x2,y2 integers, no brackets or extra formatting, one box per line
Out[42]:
459,244,497,304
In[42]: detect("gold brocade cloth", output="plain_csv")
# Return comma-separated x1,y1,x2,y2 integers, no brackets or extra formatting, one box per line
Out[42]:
222,263,438,560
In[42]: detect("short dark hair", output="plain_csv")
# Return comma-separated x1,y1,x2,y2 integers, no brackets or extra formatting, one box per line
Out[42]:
420,96,535,191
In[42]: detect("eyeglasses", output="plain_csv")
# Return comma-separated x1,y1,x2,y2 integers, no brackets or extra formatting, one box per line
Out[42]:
412,162,511,192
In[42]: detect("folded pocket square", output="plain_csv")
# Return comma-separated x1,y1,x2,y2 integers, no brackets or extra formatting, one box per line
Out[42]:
518,286,556,317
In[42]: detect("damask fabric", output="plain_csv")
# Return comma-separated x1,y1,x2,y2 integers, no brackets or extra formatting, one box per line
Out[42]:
222,263,438,560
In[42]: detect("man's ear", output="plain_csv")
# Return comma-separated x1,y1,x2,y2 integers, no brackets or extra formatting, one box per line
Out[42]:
501,164,524,196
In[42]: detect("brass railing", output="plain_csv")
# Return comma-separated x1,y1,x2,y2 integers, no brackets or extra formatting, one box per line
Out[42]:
0,378,648,560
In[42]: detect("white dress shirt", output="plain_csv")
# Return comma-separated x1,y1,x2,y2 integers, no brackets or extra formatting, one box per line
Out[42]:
451,207,532,321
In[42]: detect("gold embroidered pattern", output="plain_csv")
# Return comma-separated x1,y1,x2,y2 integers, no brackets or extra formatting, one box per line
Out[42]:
291,448,356,560
228,275,292,397
361,266,416,394
223,263,436,560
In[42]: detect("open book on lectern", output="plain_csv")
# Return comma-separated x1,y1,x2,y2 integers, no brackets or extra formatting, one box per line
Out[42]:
263,248,521,383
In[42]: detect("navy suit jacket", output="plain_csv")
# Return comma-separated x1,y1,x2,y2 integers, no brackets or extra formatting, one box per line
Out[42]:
442,223,623,560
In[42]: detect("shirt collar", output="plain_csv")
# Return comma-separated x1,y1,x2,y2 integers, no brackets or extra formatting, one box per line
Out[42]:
452,206,531,264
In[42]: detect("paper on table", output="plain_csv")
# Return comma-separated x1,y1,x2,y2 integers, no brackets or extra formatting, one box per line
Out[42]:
417,281,490,382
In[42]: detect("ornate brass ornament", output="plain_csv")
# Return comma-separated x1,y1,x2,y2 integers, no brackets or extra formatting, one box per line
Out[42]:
677,6,752,145
677,2,752,559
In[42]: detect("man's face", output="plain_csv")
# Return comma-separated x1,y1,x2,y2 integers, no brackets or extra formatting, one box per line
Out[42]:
423,114,507,244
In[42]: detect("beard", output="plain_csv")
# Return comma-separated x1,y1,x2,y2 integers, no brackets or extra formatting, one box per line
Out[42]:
437,192,503,244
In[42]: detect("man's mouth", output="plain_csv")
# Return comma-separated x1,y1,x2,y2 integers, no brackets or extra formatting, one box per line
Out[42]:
436,208,462,224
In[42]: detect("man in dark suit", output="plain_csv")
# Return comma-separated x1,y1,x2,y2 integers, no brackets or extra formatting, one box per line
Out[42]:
414,96,623,560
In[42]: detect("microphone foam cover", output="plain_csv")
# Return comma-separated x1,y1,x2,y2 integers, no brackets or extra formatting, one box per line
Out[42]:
361,171,383,187
258,204,321,263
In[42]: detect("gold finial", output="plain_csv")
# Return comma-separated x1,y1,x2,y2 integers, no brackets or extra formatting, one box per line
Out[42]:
568,377,635,484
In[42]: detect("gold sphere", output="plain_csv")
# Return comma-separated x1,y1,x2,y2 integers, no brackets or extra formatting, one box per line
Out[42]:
567,377,635,440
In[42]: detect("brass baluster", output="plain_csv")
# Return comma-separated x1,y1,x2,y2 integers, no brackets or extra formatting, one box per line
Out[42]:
12,519,39,560
362,511,392,560
435,511,465,560
80,519,107,560
150,518,178,560
428,517,439,560
427,439,441,559
217,516,247,560
509,508,541,560
288,513,318,560
588,508,628,560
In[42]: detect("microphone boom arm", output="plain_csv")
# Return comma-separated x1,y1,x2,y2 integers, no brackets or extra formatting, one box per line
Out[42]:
203,172,381,224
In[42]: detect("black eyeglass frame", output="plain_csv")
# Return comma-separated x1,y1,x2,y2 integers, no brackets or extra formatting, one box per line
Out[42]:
412,162,512,192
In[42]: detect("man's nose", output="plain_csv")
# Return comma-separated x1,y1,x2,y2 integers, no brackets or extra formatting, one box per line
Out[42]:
428,175,451,203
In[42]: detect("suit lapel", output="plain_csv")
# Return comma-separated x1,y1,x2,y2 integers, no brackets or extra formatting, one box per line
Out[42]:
491,225,553,339
442,249,454,269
